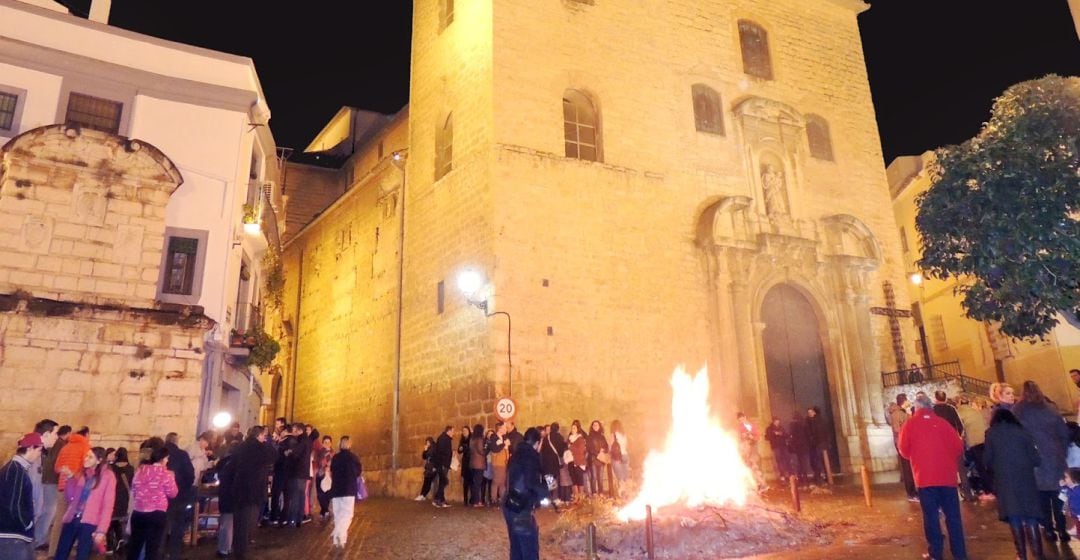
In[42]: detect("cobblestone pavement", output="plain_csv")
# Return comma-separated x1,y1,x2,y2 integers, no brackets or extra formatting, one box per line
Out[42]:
181,485,1079,559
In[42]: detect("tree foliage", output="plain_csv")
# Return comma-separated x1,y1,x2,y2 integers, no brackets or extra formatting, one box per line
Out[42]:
916,75,1080,339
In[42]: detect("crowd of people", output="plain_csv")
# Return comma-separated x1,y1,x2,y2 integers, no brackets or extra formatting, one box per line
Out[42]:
737,406,836,492
889,377,1080,560
0,416,363,560
413,419,630,512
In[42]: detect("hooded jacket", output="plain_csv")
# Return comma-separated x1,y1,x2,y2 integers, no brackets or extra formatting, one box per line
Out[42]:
55,433,91,491
0,456,35,542
897,408,963,488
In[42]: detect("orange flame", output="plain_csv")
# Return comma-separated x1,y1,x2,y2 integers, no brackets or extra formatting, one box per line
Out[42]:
618,366,755,521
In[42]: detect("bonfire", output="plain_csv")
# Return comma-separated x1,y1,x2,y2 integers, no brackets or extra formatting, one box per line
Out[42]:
550,367,824,559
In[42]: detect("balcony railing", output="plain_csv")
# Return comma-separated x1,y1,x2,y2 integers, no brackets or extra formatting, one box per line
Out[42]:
881,361,992,396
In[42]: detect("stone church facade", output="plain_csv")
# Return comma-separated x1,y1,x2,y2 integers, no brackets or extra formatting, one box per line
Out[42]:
275,0,916,494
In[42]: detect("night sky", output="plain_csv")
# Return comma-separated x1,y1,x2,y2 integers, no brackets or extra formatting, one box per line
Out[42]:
75,0,1080,162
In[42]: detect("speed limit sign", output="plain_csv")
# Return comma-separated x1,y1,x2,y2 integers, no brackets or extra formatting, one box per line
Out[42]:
494,397,518,422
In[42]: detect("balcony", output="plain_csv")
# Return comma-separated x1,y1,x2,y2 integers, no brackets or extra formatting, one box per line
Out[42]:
881,360,992,397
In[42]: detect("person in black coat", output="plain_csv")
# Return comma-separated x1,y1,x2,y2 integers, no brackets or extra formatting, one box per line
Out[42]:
432,426,455,507
163,433,195,560
984,408,1044,560
222,426,277,560
284,423,312,527
503,428,550,560
807,408,833,484
1012,381,1071,542
538,426,562,499
414,437,438,501
585,421,610,496
546,423,569,502
458,426,473,506
764,417,791,481
328,437,362,549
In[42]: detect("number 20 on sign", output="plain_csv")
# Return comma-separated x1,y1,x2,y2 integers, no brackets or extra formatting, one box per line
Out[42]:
495,397,518,422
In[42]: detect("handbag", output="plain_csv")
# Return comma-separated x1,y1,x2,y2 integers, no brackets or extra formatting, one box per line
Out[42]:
319,474,332,493
595,450,611,465
356,476,368,501
562,449,574,465
450,453,461,472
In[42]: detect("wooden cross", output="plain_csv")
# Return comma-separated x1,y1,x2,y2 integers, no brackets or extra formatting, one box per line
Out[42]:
870,281,909,371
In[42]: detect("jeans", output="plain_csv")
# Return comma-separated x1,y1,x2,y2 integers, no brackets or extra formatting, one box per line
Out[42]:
434,467,450,504
48,493,69,555
588,461,605,495
419,469,437,498
217,512,233,554
35,483,59,546
330,497,355,547
0,538,34,560
269,473,287,522
917,486,967,560
809,444,828,482
232,505,260,560
462,467,473,505
286,479,308,525
1041,490,1068,537
55,521,95,560
470,468,486,505
164,495,192,559
772,447,791,479
128,510,167,560
502,507,540,560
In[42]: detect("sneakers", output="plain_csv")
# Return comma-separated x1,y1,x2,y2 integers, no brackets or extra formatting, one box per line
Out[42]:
907,496,920,503
433,501,450,508
414,495,427,501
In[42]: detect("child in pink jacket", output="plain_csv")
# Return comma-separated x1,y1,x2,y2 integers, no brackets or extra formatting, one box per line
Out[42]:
55,447,115,560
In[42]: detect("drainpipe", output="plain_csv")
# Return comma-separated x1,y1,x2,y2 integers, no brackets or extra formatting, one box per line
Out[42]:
289,248,304,421
390,149,408,480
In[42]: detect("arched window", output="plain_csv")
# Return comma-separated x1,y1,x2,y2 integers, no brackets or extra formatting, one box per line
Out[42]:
562,89,600,162
805,114,834,161
691,84,723,135
439,0,454,31
434,112,453,180
738,20,773,80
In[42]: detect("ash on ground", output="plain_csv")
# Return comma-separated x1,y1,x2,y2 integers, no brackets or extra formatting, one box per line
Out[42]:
548,496,827,559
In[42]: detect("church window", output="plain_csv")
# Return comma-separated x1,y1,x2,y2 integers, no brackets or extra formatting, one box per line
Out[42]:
435,112,453,181
805,114,834,161
158,227,208,304
439,0,454,31
0,89,20,132
65,92,123,134
563,89,601,162
738,20,773,80
691,84,724,135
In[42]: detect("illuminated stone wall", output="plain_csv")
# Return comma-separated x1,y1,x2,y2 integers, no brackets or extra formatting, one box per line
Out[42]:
0,125,209,456
280,0,920,492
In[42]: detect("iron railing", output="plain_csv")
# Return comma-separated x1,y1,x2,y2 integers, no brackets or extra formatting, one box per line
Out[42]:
881,360,993,397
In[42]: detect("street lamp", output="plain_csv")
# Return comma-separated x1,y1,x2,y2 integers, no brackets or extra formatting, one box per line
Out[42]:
457,269,513,397
909,272,924,286
211,411,232,430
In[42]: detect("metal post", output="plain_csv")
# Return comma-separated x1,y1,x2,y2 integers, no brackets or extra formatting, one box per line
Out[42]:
861,464,873,508
586,522,598,560
645,504,655,560
823,449,834,486
789,474,801,512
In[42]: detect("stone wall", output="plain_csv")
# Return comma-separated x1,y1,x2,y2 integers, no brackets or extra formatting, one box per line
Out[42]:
278,0,920,494
0,125,209,456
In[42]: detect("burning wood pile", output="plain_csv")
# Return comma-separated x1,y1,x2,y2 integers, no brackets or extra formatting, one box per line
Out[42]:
549,367,824,558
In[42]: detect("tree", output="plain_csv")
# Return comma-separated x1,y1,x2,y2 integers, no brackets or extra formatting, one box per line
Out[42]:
916,75,1080,339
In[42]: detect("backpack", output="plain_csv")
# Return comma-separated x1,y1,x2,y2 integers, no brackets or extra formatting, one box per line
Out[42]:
610,438,623,463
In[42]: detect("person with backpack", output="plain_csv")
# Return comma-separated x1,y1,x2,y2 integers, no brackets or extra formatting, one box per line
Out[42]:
502,428,550,560
55,447,115,560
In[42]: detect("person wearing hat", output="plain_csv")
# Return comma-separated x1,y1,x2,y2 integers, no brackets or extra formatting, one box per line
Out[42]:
0,433,45,560
502,427,551,560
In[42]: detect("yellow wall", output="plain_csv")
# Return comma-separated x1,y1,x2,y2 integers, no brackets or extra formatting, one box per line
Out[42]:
889,153,1080,411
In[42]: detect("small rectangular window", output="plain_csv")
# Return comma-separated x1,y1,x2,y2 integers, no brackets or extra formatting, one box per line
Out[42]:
0,92,17,131
163,236,199,295
899,227,909,253
65,92,122,134
437,280,445,314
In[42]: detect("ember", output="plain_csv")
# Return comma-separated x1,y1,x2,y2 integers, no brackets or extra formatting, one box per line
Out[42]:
619,367,756,521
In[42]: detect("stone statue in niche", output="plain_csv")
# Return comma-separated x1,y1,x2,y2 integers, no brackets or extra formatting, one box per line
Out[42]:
760,162,788,217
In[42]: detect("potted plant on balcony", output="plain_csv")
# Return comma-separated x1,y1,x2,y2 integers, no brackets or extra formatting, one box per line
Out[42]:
247,328,281,370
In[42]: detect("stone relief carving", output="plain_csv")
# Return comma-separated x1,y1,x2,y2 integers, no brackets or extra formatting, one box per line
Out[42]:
113,224,145,265
73,183,108,226
21,216,53,255
760,162,788,217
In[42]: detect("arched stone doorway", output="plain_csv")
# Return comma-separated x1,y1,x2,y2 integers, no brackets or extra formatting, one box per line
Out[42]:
760,283,839,468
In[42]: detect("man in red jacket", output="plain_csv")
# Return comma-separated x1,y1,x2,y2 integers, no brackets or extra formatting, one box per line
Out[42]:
898,395,967,560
